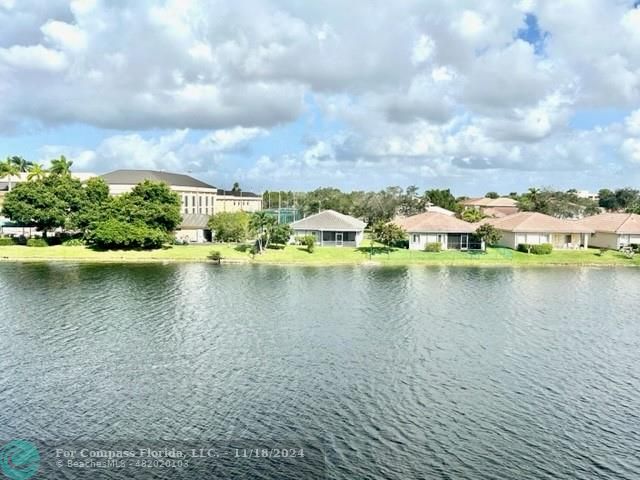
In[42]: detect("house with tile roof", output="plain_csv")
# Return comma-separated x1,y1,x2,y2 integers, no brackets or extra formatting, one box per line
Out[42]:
289,210,366,247
480,212,593,249
394,211,483,250
576,213,640,249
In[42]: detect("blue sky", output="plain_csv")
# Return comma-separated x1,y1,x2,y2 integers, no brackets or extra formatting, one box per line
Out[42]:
1,1,640,195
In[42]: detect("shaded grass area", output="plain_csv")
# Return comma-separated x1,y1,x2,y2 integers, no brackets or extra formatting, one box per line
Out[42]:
0,244,639,266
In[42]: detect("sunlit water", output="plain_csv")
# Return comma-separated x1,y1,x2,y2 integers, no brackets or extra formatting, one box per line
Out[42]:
1,263,639,479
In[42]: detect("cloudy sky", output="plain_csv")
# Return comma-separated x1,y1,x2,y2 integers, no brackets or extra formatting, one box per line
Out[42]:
1,0,640,195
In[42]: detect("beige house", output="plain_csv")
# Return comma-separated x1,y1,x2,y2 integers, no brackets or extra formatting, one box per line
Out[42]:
290,210,366,247
395,211,483,250
462,197,519,218
481,212,593,249
576,213,640,249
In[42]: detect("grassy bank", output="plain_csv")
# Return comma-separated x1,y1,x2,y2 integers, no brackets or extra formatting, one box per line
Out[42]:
0,244,639,266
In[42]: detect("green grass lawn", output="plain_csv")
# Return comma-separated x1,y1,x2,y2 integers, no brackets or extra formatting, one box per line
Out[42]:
0,244,638,266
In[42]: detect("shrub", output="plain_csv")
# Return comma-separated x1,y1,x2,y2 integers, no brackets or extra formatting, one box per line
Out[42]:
86,219,168,250
62,238,84,246
301,235,315,253
0,237,16,246
208,250,222,263
234,243,251,252
26,238,48,247
424,242,442,252
518,243,553,254
630,243,639,253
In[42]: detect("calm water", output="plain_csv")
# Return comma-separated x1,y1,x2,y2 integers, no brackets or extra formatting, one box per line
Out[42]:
1,263,639,479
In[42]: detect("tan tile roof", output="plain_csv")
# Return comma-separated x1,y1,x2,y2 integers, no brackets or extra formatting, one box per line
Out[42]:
576,213,640,234
394,211,476,233
461,197,518,208
290,210,366,231
479,212,594,233
481,207,509,218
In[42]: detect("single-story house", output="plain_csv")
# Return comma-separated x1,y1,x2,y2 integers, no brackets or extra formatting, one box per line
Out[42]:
480,212,593,249
461,197,519,217
576,213,640,249
394,211,483,250
289,210,366,247
176,214,211,243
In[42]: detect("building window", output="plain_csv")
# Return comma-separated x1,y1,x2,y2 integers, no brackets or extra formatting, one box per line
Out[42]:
412,234,419,243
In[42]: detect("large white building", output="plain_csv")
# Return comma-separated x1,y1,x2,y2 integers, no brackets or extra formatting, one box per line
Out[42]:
101,170,263,242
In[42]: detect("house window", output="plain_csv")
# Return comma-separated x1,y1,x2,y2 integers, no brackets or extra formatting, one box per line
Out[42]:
565,234,572,244
412,234,419,243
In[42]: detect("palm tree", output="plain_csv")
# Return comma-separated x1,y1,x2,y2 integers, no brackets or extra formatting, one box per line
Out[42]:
9,155,33,173
0,158,20,191
27,163,48,181
49,155,73,176
249,211,276,253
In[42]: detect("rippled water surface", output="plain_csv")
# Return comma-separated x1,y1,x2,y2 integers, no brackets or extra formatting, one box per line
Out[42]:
1,263,639,479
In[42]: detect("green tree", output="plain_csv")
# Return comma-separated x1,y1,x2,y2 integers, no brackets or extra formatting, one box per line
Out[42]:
85,181,181,249
485,191,499,199
1,179,68,237
231,182,241,193
9,155,33,173
86,219,168,250
460,208,486,222
71,177,111,232
424,189,459,211
0,159,20,191
27,163,48,181
371,221,406,254
398,185,426,216
475,224,502,249
248,211,277,253
269,223,292,245
49,155,73,176
208,212,250,242
123,180,182,232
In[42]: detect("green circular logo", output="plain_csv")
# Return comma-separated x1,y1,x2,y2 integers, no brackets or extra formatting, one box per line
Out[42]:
0,440,40,480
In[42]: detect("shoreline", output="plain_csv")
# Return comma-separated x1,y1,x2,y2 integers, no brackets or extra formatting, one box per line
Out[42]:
0,244,638,268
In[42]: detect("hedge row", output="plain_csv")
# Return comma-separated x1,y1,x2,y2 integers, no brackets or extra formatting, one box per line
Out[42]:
517,243,553,255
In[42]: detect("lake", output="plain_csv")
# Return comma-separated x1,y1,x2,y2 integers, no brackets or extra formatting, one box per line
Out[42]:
0,263,639,479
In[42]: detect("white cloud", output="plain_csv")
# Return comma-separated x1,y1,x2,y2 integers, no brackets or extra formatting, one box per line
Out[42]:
622,138,640,164
411,34,435,65
626,109,640,136
41,20,88,52
1,0,639,191
0,44,67,71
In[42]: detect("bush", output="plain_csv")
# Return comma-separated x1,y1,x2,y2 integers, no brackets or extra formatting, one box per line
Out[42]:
517,243,553,254
234,243,251,252
0,237,17,246
301,235,315,253
62,238,84,246
208,250,222,263
26,238,48,247
630,243,639,253
86,219,168,250
392,239,409,249
424,242,442,252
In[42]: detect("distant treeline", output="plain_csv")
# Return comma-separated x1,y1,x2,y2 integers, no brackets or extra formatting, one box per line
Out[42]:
263,187,640,224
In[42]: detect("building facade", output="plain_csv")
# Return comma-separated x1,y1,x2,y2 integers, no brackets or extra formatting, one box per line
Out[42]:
101,170,262,242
